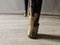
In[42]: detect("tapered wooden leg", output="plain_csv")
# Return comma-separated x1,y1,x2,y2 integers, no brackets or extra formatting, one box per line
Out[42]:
28,8,39,39
28,0,42,39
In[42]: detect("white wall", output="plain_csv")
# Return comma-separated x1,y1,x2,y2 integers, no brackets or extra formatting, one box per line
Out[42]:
41,0,60,15
0,0,24,13
0,0,60,15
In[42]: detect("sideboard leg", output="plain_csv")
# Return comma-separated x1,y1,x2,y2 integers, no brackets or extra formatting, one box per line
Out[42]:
28,0,42,39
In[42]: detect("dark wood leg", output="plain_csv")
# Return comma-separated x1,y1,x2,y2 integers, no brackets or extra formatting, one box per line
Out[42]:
28,0,42,39
24,0,28,17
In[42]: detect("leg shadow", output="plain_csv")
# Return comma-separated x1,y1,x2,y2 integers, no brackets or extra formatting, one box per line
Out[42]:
36,34,60,41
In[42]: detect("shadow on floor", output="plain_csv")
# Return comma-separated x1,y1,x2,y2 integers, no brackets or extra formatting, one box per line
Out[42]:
36,34,60,41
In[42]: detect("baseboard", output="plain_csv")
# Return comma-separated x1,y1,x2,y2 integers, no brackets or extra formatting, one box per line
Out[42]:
0,11,60,16
41,12,60,16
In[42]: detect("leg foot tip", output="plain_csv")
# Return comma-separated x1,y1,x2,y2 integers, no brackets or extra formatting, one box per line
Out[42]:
28,35,37,39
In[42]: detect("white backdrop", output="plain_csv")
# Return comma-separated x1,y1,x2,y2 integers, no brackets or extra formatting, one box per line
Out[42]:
0,0,24,13
0,0,60,15
41,0,60,15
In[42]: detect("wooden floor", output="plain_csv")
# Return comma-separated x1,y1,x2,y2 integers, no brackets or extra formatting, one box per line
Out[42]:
0,14,60,45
